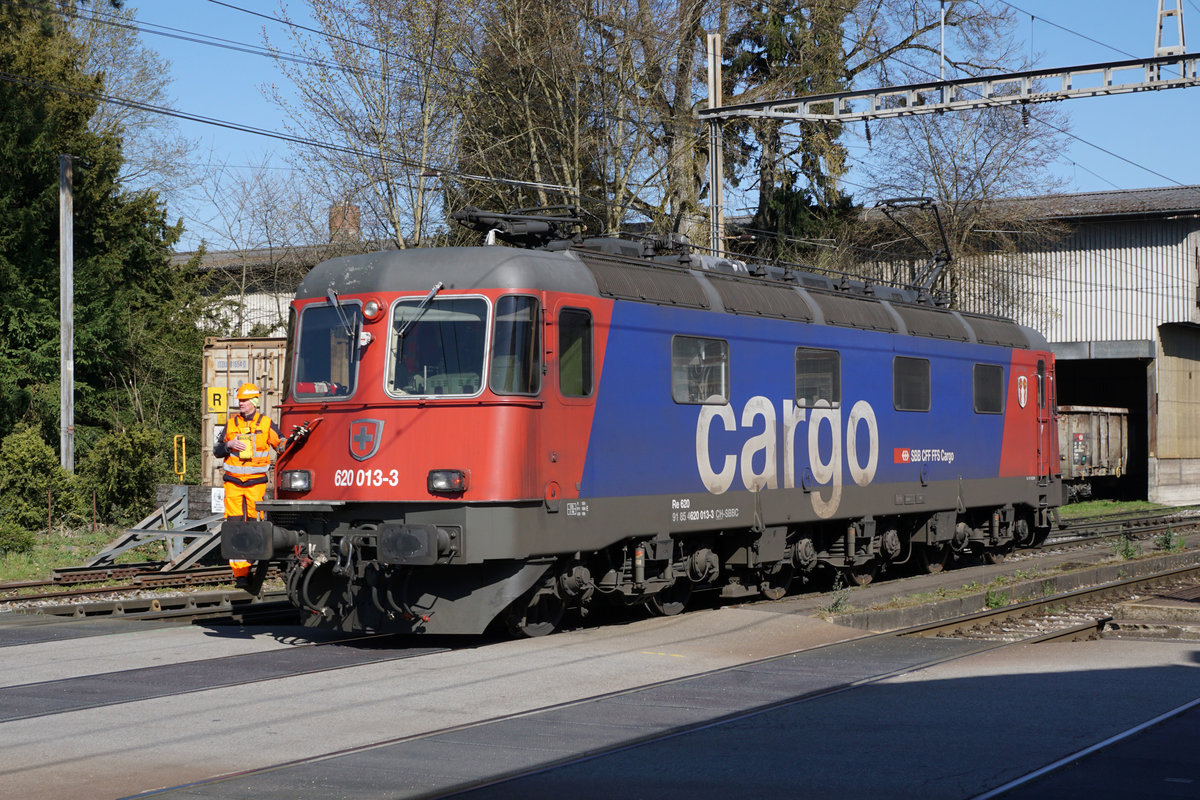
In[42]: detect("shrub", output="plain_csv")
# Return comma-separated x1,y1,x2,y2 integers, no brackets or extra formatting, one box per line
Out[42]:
0,518,35,555
0,422,75,531
76,426,170,526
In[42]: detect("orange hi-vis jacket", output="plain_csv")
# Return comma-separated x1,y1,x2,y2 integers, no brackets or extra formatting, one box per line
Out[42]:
218,412,281,488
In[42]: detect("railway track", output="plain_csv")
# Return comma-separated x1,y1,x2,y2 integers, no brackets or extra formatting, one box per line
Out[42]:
1049,505,1200,543
3,506,1196,627
0,562,291,624
903,563,1200,644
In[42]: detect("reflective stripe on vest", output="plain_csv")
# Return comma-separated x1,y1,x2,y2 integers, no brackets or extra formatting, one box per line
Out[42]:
224,462,271,476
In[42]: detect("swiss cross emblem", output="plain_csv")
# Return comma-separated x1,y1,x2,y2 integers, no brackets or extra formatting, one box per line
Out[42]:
349,419,384,461
1017,375,1028,409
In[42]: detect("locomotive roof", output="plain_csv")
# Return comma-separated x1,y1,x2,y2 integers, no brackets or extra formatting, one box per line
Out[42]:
298,245,1048,351
296,246,599,298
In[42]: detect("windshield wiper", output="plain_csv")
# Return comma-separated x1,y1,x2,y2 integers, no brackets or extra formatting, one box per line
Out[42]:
326,289,354,338
395,282,444,341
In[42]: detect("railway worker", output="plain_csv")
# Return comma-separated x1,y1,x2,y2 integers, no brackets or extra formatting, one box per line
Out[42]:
215,382,283,587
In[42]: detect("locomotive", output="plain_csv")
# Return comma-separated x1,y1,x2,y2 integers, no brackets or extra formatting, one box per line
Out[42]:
222,207,1063,636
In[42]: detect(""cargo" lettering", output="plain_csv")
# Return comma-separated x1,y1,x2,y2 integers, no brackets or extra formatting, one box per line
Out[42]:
695,397,878,518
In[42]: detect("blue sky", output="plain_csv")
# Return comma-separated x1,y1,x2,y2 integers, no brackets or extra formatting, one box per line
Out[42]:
135,1,1200,250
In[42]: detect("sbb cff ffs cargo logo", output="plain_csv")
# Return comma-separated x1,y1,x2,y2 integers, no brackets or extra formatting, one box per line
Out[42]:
350,419,384,461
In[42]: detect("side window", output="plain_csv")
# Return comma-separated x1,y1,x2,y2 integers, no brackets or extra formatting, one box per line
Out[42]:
894,356,930,411
558,308,593,398
973,363,1004,414
1037,359,1046,410
672,336,729,404
795,347,840,407
490,295,541,395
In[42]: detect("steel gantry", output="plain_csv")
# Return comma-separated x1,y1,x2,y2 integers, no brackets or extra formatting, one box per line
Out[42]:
700,52,1200,126
699,3,1199,254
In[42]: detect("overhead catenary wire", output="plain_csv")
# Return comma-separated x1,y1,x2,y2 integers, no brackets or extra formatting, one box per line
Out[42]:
70,0,1160,197
14,0,1190,254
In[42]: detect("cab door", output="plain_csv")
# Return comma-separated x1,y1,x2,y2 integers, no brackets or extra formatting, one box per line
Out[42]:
1035,357,1056,484
543,300,598,511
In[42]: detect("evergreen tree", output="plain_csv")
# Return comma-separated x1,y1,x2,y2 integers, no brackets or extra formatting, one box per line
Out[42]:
726,0,853,259
0,2,207,503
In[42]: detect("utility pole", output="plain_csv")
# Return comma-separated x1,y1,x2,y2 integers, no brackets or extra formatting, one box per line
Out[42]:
706,32,724,256
60,154,74,472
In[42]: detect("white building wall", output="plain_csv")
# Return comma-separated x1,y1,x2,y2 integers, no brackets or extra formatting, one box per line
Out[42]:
956,219,1200,343
216,292,292,337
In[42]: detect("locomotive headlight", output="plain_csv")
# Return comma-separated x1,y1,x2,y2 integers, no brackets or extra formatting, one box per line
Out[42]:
362,299,382,321
280,469,312,492
428,469,468,494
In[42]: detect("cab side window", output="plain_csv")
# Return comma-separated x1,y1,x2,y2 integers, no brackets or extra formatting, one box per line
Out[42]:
559,308,593,397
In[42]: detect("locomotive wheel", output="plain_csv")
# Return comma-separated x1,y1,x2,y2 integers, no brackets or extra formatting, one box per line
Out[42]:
844,560,878,586
1013,518,1033,547
916,543,950,574
759,562,793,601
505,591,565,638
645,579,692,617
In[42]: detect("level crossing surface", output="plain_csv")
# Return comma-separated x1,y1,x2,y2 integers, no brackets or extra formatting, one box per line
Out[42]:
1,593,1197,799
144,635,1200,800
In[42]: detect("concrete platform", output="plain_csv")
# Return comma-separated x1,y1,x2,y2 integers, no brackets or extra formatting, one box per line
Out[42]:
988,695,1200,799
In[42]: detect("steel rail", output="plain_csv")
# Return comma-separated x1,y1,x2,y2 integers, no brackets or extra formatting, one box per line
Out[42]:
900,563,1200,641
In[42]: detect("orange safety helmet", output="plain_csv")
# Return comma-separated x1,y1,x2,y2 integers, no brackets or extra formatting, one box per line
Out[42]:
236,382,261,403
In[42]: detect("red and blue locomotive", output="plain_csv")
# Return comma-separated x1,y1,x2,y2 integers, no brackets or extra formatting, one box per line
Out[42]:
223,209,1062,636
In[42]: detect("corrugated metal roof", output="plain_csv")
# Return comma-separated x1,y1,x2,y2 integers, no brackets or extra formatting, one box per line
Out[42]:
1003,186,1200,220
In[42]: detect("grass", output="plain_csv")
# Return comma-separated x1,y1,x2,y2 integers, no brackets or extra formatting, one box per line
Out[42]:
1154,526,1186,554
1058,499,1168,520
984,586,1010,609
0,526,167,585
1109,532,1141,560
864,569,1055,613
820,572,852,615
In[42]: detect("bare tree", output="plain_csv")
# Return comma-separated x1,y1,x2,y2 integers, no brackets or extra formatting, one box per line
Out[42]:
194,159,339,335
68,3,200,198
265,0,470,248
853,5,1071,320
720,1,1036,259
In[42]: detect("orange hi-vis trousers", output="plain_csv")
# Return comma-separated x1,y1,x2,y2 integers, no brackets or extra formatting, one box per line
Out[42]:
225,483,267,579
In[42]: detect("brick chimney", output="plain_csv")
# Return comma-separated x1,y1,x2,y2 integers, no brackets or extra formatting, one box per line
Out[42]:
329,203,361,242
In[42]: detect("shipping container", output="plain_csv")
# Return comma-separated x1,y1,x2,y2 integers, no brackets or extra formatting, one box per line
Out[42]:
201,337,287,490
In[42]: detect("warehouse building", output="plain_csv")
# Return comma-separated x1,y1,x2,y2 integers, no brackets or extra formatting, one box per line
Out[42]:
967,186,1200,504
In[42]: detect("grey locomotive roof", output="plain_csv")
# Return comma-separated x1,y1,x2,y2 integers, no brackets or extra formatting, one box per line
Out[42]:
296,246,600,298
300,244,1043,350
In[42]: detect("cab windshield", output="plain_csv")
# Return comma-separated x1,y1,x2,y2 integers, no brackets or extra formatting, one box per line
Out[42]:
292,302,363,400
388,297,488,396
